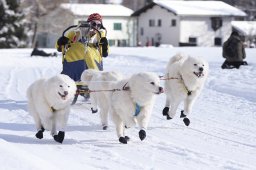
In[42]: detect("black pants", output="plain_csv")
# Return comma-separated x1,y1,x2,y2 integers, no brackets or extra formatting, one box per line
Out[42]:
31,48,57,57
221,60,248,69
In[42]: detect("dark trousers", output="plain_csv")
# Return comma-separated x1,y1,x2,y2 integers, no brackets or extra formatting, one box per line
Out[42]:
221,60,248,69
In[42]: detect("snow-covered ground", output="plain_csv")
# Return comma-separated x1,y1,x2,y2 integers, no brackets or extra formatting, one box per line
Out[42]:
0,47,256,170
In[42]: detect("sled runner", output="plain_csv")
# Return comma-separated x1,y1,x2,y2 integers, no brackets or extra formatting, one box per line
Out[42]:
59,22,104,105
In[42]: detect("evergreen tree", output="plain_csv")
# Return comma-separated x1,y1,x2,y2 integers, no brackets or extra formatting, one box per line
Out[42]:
0,0,26,48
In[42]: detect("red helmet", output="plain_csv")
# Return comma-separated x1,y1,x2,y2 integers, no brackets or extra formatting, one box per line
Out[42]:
87,13,102,23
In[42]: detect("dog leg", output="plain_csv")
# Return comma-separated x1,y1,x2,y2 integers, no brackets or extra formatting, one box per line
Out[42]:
168,102,179,120
163,97,171,116
50,115,57,136
100,104,109,130
182,95,199,126
112,111,126,144
136,110,150,141
90,93,98,114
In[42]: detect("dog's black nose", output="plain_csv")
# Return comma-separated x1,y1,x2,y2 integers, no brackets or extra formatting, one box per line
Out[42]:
199,67,204,72
159,87,164,93
64,91,68,95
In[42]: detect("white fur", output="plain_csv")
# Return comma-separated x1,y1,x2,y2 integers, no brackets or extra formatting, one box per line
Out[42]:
164,53,209,119
110,72,163,142
81,69,123,129
27,74,76,136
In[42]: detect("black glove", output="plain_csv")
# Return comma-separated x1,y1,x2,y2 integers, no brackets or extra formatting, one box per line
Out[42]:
57,36,69,46
100,37,108,57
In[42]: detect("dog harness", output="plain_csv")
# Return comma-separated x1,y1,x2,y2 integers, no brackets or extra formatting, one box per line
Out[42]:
134,103,141,116
180,75,192,96
50,106,57,113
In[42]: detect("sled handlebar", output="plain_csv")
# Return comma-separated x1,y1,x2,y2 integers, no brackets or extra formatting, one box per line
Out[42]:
62,23,102,39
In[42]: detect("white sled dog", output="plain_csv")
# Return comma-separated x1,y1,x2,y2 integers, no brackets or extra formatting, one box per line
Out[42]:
110,72,163,144
27,74,76,143
162,53,209,126
81,69,123,130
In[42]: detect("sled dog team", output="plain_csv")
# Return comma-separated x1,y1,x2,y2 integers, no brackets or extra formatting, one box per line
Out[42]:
27,53,209,144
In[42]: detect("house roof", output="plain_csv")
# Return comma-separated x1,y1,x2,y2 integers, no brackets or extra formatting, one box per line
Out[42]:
61,3,133,17
132,0,247,17
231,21,256,36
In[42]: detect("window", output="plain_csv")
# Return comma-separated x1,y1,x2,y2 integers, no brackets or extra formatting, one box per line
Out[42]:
140,27,144,36
108,39,115,46
113,23,122,30
171,19,176,27
214,37,222,46
149,19,155,27
189,37,197,44
158,19,161,27
211,17,222,31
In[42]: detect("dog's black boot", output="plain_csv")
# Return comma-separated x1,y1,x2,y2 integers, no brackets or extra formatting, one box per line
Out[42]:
35,130,43,139
180,110,186,118
125,125,130,129
35,127,45,139
139,130,146,141
119,137,127,144
91,108,98,114
125,136,130,141
54,131,65,143
183,118,190,126
166,114,172,120
162,107,169,116
103,125,108,130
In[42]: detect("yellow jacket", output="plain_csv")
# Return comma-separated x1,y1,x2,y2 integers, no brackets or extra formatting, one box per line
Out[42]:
56,30,108,70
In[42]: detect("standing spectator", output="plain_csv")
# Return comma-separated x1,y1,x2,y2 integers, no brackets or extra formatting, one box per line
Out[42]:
221,31,248,69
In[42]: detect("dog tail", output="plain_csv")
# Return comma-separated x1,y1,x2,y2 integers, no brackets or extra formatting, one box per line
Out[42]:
81,69,99,82
168,53,185,65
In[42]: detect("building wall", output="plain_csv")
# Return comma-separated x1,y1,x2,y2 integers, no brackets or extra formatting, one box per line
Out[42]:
180,16,232,46
136,5,237,47
138,5,180,46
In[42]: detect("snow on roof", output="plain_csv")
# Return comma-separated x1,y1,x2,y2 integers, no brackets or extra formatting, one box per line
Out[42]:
153,0,247,16
61,3,133,17
231,21,256,36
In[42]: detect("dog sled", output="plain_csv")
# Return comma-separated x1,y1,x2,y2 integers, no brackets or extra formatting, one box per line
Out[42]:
59,21,104,105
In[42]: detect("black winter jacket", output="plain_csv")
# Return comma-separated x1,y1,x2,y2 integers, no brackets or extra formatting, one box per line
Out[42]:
222,35,246,62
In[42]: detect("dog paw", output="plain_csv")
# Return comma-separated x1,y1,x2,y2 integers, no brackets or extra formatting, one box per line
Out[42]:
53,131,65,143
125,136,130,141
162,107,169,116
139,130,146,141
180,110,187,118
119,137,127,144
35,130,44,139
103,126,108,130
91,108,98,114
183,118,190,126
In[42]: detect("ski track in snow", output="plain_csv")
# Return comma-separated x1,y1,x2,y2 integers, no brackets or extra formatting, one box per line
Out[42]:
0,48,256,170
